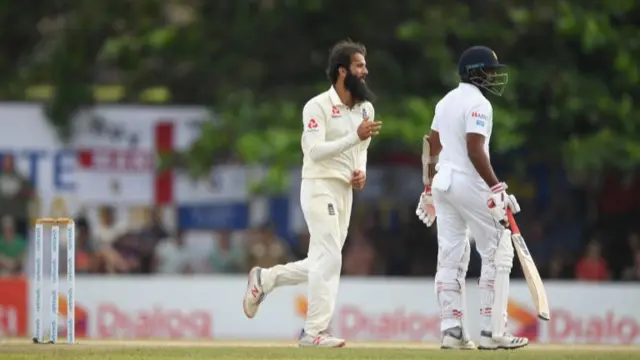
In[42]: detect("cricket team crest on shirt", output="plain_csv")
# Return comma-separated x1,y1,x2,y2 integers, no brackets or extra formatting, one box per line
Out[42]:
307,118,319,131
331,106,341,117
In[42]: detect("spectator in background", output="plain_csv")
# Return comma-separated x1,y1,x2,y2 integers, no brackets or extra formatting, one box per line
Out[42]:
546,202,583,255
93,206,132,273
71,217,96,274
210,230,245,273
622,232,640,281
0,155,33,238
153,230,191,274
575,240,609,281
291,231,310,261
111,232,142,273
546,248,573,279
245,222,290,270
0,216,26,274
135,207,168,273
522,220,550,271
342,228,377,275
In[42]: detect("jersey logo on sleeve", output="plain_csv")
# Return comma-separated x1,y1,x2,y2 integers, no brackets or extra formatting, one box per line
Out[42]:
307,118,319,131
471,111,487,119
471,111,488,127
362,107,368,120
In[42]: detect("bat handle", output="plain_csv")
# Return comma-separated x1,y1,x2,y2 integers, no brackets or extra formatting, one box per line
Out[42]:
500,210,520,234
506,210,521,234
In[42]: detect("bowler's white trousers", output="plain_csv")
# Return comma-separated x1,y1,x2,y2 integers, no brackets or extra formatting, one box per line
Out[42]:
431,166,507,333
260,178,352,336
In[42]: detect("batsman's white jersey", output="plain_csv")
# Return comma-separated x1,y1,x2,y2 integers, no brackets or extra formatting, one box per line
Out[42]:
259,86,372,337
434,83,492,177
430,83,511,336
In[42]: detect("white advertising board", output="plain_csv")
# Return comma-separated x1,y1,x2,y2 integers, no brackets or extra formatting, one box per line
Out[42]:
27,276,640,344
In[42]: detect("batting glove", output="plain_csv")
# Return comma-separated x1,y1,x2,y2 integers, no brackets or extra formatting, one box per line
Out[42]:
416,186,437,227
487,182,521,223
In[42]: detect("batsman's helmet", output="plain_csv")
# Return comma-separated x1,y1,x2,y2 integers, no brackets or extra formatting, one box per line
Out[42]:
458,46,508,96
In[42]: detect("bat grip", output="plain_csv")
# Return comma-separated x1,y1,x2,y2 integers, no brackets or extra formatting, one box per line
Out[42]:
499,210,520,234
506,210,520,234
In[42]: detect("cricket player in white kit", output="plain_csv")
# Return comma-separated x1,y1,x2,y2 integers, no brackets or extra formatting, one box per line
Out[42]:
416,46,529,350
242,40,382,348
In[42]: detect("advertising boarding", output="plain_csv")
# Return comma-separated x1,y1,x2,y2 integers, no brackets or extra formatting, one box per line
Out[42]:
19,276,640,344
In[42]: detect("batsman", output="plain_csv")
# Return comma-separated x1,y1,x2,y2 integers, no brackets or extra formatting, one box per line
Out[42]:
415,46,529,350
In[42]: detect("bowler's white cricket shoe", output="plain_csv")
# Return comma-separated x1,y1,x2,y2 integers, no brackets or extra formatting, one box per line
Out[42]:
242,267,266,318
440,326,476,350
298,331,346,348
478,330,529,350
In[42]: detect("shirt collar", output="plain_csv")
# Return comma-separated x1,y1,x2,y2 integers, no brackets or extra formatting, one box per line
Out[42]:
328,86,343,106
458,82,484,96
328,86,365,110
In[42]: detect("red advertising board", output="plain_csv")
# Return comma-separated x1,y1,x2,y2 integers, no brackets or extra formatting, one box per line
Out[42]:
0,276,28,336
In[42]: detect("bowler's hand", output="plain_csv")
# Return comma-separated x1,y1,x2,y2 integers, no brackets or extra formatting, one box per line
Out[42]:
357,118,382,140
351,170,366,190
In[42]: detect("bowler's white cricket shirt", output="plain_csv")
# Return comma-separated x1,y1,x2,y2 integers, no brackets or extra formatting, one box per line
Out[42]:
431,83,492,178
301,86,373,184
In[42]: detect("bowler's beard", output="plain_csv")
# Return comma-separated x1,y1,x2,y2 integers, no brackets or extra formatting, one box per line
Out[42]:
344,71,375,103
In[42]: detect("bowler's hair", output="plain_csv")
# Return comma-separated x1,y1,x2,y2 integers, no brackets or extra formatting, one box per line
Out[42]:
326,39,367,84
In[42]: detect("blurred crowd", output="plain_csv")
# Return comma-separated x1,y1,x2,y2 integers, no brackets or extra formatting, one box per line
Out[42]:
0,152,638,282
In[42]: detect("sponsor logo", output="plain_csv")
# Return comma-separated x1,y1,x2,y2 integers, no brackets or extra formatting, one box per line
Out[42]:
294,294,440,341
57,294,89,338
548,310,640,344
96,303,213,339
471,111,487,120
508,300,539,340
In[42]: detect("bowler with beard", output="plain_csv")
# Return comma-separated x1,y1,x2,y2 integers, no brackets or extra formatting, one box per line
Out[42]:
242,39,382,347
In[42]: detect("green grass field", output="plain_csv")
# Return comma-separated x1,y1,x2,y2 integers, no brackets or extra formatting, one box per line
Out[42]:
1,340,639,360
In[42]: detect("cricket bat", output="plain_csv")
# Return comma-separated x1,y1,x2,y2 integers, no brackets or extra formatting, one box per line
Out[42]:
507,211,551,321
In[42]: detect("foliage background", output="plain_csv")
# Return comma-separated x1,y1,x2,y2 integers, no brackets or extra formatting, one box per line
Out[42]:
3,0,639,192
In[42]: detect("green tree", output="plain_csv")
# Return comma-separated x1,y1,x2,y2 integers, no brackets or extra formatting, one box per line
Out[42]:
8,0,640,192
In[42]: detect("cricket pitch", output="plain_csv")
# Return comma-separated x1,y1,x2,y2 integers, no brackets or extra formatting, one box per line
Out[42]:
1,338,639,360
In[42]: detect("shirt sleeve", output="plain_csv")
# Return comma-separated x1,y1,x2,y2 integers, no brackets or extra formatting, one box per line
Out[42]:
301,101,361,162
356,138,371,172
465,102,492,137
430,103,440,131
